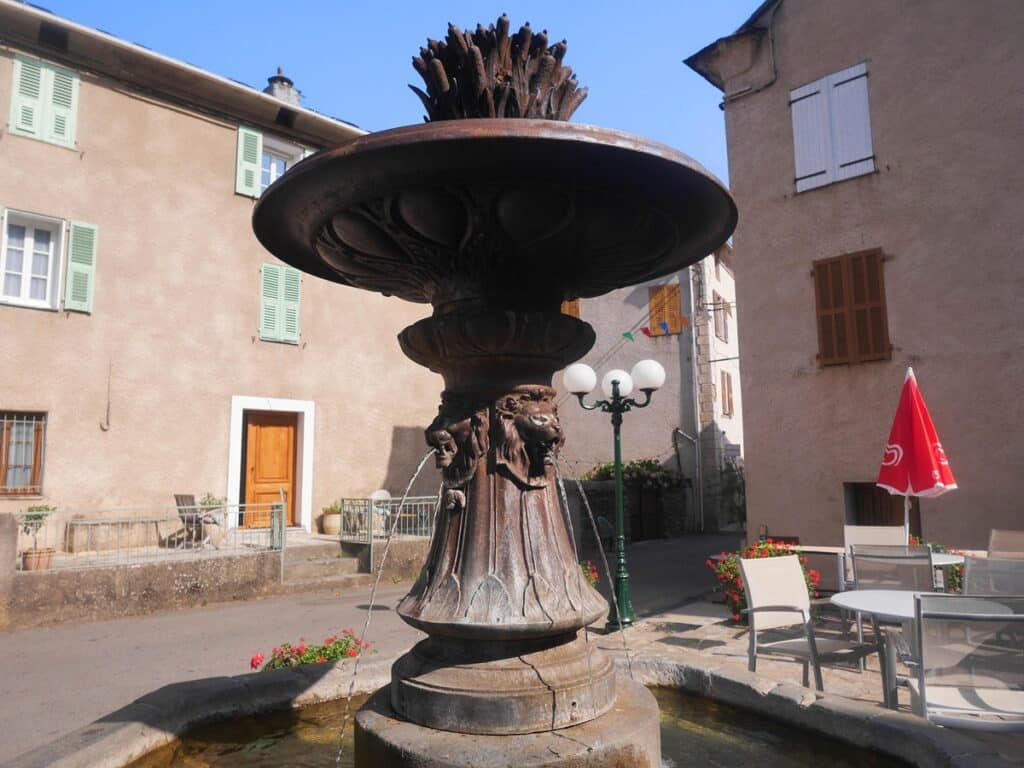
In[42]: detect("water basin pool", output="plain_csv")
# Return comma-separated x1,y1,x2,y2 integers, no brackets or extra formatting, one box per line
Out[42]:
130,688,907,767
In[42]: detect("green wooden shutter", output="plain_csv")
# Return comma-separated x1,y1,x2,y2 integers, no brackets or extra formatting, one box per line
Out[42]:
259,263,281,340
235,127,263,197
45,65,79,147
64,221,98,313
9,57,44,138
281,267,301,343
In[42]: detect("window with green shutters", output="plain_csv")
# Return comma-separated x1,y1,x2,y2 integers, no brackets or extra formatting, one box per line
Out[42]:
8,55,79,149
235,127,312,198
259,263,301,343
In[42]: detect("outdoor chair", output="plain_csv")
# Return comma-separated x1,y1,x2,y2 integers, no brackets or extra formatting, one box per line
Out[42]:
173,494,216,549
908,595,1024,731
842,525,907,590
964,555,1024,596
740,555,879,690
988,529,1024,560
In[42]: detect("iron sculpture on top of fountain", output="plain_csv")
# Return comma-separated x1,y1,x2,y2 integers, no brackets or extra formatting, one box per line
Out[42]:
253,14,735,764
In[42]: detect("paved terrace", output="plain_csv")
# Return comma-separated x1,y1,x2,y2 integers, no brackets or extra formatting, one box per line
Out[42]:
1,536,1019,766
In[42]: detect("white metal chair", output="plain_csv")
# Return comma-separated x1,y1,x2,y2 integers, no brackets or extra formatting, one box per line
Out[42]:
988,529,1024,560
909,595,1024,731
740,555,879,690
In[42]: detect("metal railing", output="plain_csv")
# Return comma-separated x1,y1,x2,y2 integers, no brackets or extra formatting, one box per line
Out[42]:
12,501,286,572
337,496,438,543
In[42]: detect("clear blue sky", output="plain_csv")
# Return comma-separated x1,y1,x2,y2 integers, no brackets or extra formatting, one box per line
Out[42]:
43,1,753,184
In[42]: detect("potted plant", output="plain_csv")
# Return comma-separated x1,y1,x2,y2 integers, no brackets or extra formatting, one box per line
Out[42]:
321,499,342,535
20,504,57,571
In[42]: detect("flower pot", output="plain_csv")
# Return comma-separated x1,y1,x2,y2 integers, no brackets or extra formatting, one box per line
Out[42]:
21,547,55,571
321,512,341,536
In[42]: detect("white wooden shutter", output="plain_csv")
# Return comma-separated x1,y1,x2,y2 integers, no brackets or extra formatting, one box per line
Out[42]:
790,76,833,192
235,127,263,197
9,57,44,138
64,221,98,313
829,63,874,182
45,65,79,147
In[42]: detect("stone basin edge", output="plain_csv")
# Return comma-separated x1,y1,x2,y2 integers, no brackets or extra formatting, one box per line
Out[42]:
0,651,1011,768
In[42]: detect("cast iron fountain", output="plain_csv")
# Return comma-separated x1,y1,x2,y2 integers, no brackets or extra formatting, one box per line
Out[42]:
253,16,735,767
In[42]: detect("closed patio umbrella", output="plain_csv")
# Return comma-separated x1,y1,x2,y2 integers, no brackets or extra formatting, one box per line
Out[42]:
876,367,957,541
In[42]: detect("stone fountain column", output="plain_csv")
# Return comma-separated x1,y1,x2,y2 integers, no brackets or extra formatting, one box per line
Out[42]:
251,17,736,766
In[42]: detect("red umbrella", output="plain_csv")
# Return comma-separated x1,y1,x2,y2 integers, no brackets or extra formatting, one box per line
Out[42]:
876,367,957,540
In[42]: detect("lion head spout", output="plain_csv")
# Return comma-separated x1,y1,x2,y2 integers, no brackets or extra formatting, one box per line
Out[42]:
493,387,563,488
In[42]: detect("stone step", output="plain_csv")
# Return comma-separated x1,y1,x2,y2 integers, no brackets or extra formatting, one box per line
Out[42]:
283,556,361,582
279,572,376,594
283,540,344,562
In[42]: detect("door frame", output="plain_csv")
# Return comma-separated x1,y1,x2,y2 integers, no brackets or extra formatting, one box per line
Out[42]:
227,396,314,531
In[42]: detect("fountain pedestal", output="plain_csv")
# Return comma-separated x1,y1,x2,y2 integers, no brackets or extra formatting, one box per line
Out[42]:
356,674,660,768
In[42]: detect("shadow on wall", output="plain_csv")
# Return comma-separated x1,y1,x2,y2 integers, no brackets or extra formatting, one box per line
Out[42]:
378,425,439,497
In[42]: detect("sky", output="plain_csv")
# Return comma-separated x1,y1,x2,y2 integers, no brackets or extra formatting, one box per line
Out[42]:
41,1,754,184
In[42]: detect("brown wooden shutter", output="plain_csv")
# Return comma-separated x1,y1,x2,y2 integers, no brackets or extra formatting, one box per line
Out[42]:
649,284,682,336
813,256,850,365
720,370,734,416
30,420,44,492
848,249,890,362
560,298,580,318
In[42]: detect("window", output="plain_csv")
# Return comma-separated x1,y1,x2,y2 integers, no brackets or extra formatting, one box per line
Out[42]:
844,482,920,537
720,370,734,417
235,127,309,198
712,290,729,343
1,413,46,495
1,210,64,310
813,249,890,366
560,298,580,318
8,55,79,148
259,263,302,343
790,62,874,193
648,283,683,336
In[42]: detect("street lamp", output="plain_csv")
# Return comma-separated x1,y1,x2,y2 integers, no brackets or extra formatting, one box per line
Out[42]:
564,359,666,631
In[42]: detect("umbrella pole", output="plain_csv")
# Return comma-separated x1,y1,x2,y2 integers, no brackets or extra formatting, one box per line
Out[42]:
904,495,911,543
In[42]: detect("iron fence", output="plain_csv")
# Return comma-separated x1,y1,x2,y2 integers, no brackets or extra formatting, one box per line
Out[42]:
12,501,287,572
337,496,438,543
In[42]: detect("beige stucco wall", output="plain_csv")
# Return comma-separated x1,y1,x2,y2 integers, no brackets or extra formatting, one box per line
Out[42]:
0,51,443,523
716,0,1024,548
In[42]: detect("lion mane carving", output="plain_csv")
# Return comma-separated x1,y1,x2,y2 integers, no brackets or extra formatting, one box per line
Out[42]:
493,387,563,488
425,395,488,491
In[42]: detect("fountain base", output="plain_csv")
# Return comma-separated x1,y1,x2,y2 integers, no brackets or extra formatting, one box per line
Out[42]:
356,673,660,767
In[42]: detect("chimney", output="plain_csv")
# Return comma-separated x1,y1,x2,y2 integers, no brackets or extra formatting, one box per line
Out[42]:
263,67,301,106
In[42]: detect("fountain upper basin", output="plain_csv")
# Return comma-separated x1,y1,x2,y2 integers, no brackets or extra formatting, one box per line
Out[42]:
252,119,737,311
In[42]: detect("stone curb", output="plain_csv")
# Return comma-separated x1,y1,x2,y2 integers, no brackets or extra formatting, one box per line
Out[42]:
624,657,1017,768
0,656,397,768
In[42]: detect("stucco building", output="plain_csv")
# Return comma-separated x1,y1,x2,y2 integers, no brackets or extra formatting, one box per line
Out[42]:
0,1,441,531
686,0,1023,548
557,244,745,533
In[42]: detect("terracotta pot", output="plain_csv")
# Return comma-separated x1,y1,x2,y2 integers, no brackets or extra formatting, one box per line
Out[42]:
21,547,55,571
321,512,341,536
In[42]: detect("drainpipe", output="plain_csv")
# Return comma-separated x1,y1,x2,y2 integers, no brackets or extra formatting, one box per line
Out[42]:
683,264,705,532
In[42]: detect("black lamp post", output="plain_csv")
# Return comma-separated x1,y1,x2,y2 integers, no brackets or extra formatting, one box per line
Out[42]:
563,359,667,630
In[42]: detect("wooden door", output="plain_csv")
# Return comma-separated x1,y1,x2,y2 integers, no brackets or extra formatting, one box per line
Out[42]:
243,412,296,528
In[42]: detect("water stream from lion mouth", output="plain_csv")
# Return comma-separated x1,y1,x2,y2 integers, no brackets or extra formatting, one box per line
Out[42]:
129,687,908,768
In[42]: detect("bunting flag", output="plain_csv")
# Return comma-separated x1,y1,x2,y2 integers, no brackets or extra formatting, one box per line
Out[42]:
659,321,670,335
622,331,635,342
640,327,653,337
